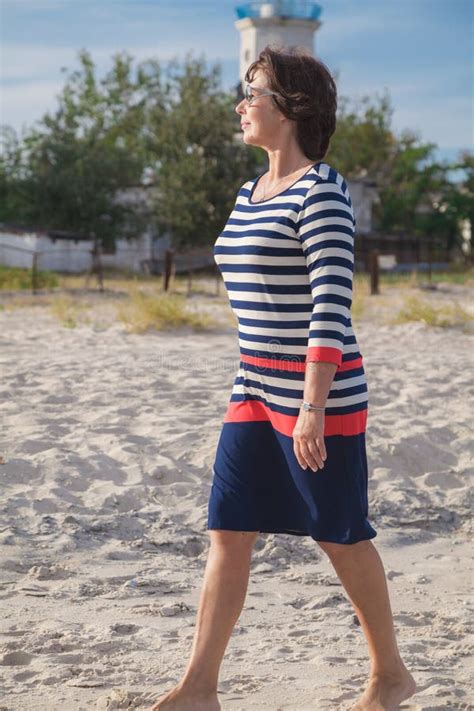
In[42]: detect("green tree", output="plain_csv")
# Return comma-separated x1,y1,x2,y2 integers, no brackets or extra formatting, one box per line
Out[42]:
0,49,152,250
1,53,470,262
329,87,472,258
0,49,258,254
147,51,256,251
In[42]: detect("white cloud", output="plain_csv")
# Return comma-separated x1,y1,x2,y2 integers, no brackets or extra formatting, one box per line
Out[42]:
0,79,64,133
319,14,396,45
317,4,411,48
1,45,79,81
0,42,230,84
334,60,473,147
0,44,233,133
0,43,179,82
393,96,473,149
2,0,68,8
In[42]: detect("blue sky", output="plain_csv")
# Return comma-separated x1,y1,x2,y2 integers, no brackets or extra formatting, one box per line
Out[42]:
1,0,472,169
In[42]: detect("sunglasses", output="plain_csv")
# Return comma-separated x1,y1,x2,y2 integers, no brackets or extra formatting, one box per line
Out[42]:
244,83,279,106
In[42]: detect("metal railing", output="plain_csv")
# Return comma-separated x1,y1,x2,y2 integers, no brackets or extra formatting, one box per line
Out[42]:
235,1,322,21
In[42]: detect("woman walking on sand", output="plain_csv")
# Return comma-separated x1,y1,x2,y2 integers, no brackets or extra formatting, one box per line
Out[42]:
149,46,417,711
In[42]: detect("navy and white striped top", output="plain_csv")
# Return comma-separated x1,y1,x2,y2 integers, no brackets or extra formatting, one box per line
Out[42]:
213,160,368,438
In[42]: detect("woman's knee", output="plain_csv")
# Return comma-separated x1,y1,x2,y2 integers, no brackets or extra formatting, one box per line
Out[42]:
208,529,259,549
316,539,372,557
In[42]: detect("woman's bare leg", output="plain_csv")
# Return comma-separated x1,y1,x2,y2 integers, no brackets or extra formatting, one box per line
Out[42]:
149,530,259,711
317,539,417,710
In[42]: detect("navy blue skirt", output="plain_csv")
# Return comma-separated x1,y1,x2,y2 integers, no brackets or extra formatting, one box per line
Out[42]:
207,420,377,545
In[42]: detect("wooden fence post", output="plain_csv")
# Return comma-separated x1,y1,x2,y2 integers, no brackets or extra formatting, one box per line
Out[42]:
31,252,38,294
187,268,192,296
163,249,174,291
427,235,433,285
96,243,104,293
369,249,380,295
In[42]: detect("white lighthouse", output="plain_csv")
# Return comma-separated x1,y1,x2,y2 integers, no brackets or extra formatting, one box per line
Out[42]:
234,1,322,91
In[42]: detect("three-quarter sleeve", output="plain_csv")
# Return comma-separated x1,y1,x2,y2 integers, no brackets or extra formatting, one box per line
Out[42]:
296,177,355,367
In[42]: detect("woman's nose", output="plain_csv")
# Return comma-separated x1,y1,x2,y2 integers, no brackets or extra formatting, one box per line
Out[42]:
235,99,246,115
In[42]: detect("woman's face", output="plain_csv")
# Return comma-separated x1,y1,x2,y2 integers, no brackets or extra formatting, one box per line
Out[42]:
235,68,283,148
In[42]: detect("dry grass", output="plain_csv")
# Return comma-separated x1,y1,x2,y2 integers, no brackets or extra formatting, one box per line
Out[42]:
1,264,472,297
56,270,223,297
116,287,217,334
351,274,369,321
2,266,473,335
49,295,91,328
391,294,474,331
379,265,474,287
0,265,58,291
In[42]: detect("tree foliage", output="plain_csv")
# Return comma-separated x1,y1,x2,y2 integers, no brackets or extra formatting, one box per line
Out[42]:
328,88,473,253
0,51,471,257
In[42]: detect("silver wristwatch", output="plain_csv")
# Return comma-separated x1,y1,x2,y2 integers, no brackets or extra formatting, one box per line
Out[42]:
302,401,325,412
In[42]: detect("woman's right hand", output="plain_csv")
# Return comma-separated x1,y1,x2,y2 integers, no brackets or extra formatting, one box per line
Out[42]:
292,408,327,472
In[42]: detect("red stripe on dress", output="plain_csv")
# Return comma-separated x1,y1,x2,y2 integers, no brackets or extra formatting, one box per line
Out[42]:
239,353,364,373
223,400,367,437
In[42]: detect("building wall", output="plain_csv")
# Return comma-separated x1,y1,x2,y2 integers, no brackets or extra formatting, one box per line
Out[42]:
0,232,92,272
100,230,154,272
0,230,161,273
236,16,319,85
347,181,379,234
0,232,39,269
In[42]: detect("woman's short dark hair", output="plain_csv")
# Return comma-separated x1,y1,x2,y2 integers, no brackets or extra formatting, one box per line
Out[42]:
244,45,337,162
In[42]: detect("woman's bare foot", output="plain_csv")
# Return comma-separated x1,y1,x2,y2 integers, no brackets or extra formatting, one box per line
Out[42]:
348,666,417,711
148,682,221,711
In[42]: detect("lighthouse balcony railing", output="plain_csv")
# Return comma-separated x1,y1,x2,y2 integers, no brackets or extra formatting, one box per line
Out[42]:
235,1,322,21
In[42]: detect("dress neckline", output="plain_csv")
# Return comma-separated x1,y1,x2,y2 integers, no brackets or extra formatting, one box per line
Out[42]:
248,161,322,205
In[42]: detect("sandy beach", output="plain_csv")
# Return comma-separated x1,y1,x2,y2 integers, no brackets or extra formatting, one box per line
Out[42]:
0,279,472,710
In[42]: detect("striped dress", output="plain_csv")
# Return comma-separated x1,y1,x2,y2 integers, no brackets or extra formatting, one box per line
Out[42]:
207,161,377,544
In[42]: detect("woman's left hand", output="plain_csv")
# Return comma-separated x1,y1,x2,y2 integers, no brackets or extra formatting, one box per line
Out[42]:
292,409,327,472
